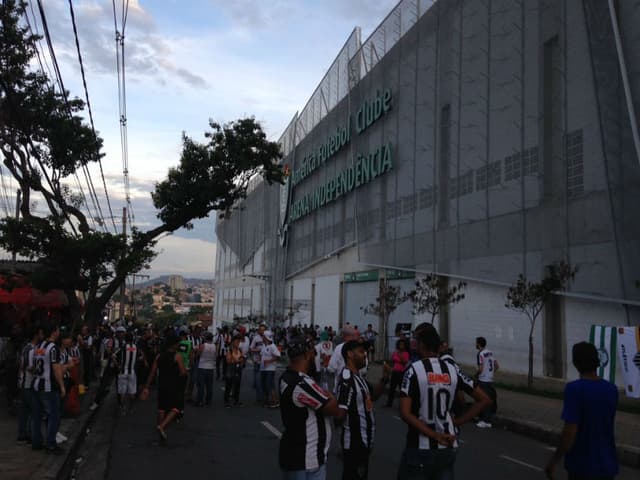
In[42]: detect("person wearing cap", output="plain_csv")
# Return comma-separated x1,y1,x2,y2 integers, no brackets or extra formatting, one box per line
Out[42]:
279,337,341,479
260,330,281,408
545,342,618,480
336,339,390,480
314,331,334,391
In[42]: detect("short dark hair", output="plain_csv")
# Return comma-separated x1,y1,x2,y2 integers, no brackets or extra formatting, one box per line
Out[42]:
342,340,366,360
42,323,59,339
572,342,600,373
26,325,42,341
476,337,487,348
416,326,441,353
396,338,407,350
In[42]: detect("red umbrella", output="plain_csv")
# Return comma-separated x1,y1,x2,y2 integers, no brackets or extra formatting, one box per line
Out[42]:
0,275,68,307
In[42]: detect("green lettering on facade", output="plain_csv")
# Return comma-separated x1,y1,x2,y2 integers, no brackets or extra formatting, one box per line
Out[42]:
381,143,393,173
347,164,355,191
361,154,371,184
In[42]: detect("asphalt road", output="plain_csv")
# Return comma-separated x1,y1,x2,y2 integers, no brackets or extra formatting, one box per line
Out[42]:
105,366,638,480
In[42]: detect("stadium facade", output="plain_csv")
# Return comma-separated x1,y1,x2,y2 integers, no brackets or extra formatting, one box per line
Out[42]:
214,0,640,384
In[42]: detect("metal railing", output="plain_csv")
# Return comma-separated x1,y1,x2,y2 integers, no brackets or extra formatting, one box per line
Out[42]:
277,0,437,158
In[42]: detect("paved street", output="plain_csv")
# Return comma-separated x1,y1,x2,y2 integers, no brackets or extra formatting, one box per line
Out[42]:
103,367,638,480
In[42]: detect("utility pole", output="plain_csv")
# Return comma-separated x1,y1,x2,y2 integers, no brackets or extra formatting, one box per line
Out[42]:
11,189,21,272
119,207,127,322
130,273,150,322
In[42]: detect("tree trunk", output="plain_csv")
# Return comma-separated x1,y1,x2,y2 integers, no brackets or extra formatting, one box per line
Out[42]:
528,327,535,389
383,313,389,360
65,289,83,333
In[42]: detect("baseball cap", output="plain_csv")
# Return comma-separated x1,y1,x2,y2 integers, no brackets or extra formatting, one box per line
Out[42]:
263,330,274,341
116,326,126,333
287,336,312,359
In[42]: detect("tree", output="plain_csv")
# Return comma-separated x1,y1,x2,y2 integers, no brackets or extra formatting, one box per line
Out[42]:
0,1,283,328
361,280,407,360
406,274,466,324
505,261,578,388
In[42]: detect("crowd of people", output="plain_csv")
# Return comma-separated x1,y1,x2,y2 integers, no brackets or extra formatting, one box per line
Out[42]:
2,318,620,480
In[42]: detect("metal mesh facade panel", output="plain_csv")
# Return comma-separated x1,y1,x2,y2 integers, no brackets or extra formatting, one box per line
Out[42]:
216,0,640,313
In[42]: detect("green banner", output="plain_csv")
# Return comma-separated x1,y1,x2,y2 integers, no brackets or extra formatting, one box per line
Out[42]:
344,270,379,283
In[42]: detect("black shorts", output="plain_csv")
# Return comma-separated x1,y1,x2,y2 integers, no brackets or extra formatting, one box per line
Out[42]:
343,447,370,480
157,388,180,413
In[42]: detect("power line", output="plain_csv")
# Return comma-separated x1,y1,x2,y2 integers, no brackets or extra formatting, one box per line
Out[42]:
68,0,118,234
35,0,104,232
112,0,135,227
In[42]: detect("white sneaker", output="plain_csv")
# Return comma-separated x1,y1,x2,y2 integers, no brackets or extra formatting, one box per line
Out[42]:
89,402,99,411
476,421,492,428
55,432,68,443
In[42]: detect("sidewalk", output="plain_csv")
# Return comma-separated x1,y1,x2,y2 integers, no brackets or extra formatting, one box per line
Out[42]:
368,363,640,469
0,385,98,480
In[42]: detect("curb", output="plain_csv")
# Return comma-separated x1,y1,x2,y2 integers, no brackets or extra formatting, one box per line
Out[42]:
33,387,114,480
494,415,640,470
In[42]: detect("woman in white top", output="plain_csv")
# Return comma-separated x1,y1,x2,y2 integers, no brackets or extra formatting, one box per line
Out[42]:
196,333,216,407
259,331,281,408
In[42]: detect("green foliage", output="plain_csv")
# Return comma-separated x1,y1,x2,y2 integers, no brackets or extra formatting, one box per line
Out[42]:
0,0,284,326
152,119,284,229
505,260,578,388
406,275,466,324
505,261,578,324
362,281,407,359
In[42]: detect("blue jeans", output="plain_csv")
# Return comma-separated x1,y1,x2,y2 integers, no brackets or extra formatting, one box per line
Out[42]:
254,362,264,402
34,390,61,449
397,448,456,480
282,464,326,480
17,388,34,439
196,368,213,405
261,370,275,401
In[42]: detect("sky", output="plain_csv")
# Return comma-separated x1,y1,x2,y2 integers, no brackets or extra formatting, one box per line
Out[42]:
12,0,398,279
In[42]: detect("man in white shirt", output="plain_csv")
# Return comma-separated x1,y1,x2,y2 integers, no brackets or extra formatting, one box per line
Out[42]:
314,331,334,391
328,326,363,391
260,330,281,408
475,336,499,428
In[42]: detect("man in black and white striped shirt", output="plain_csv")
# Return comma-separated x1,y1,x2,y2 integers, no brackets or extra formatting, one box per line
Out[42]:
397,325,490,479
279,337,341,479
117,332,138,414
31,324,66,453
17,326,43,443
336,340,390,480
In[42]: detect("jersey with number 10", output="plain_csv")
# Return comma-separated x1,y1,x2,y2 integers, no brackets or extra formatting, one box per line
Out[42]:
400,357,475,450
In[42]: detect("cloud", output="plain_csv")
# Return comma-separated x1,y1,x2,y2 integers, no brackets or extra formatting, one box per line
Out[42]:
209,0,303,29
148,235,216,278
32,0,208,88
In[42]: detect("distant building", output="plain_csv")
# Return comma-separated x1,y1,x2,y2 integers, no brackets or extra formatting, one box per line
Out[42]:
168,275,185,291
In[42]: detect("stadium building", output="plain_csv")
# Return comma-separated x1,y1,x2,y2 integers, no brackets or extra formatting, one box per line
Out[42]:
214,0,640,383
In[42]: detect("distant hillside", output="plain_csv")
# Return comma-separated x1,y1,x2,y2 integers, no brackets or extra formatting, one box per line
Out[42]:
134,275,214,289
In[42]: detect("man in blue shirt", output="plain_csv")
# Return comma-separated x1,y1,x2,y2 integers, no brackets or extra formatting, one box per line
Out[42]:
545,342,618,480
